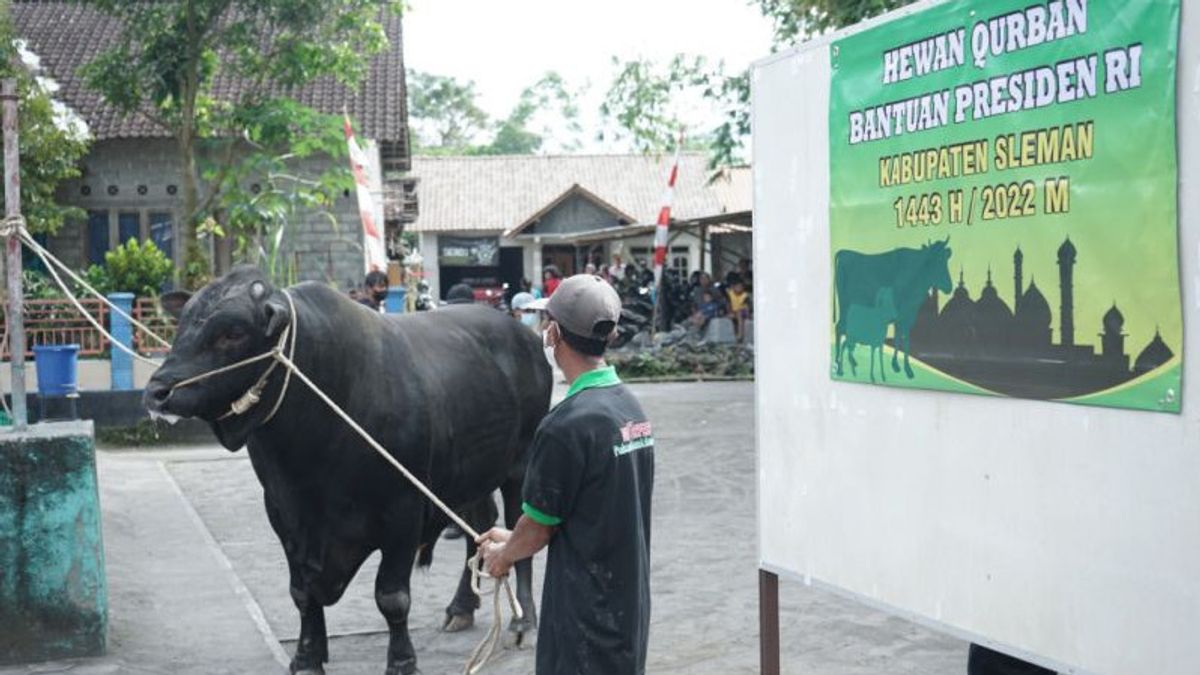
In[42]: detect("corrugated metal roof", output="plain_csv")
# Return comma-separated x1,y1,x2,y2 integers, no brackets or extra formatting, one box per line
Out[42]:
409,153,750,233
10,1,408,143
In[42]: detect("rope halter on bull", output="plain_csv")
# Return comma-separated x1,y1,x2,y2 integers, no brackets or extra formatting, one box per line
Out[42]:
4,218,520,675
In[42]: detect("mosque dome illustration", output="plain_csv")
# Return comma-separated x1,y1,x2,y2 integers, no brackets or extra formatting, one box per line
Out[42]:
1134,329,1174,375
974,269,1013,346
1012,279,1052,347
938,270,977,349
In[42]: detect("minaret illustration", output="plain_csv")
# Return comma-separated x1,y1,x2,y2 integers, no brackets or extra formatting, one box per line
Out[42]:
1057,237,1076,347
1013,246,1024,313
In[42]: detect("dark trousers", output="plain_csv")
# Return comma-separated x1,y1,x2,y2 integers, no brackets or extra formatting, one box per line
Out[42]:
968,644,1056,675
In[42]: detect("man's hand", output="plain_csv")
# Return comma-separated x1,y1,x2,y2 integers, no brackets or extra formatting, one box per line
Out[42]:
476,527,514,578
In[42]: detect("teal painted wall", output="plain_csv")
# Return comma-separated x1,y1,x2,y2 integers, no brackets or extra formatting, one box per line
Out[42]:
0,421,106,664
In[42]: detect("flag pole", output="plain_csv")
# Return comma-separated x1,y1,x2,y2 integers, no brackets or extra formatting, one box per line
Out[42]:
650,131,683,342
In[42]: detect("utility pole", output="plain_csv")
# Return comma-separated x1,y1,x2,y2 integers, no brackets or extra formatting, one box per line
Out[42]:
3,79,27,430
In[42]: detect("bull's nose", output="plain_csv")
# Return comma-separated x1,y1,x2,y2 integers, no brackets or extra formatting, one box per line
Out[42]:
144,381,172,409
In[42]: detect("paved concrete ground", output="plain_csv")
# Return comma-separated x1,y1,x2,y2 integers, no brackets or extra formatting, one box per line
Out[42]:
2,382,967,674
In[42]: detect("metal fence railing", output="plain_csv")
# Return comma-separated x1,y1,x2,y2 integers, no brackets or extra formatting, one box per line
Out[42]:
1,298,109,358
132,296,177,355
0,296,178,359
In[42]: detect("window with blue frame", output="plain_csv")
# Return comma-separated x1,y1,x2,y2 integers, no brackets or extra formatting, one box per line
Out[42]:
87,210,109,265
117,212,140,247
149,212,173,260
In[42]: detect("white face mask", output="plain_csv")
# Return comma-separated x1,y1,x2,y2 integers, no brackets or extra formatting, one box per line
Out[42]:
542,325,558,368
521,313,539,328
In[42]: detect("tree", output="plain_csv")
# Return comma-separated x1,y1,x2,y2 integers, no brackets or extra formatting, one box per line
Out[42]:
408,70,581,156
83,0,400,288
602,1,915,168
407,69,489,153
0,6,90,235
754,0,913,45
482,72,582,155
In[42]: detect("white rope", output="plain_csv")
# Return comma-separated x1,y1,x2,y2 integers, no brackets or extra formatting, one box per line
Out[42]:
21,234,162,367
18,229,172,348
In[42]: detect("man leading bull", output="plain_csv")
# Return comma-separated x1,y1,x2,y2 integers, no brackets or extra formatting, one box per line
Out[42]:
478,274,656,675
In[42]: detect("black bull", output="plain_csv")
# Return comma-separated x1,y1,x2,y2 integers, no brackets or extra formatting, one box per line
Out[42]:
143,267,551,675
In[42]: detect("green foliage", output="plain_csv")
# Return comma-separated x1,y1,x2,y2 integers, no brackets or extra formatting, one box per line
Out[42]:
481,72,582,155
21,269,64,300
0,6,90,235
82,0,401,288
210,98,351,286
83,238,175,298
609,343,755,379
754,0,913,45
410,70,582,155
601,1,915,168
408,69,490,151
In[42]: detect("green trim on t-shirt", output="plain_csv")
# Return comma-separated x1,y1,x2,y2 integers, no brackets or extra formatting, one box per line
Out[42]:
564,365,621,400
522,501,563,526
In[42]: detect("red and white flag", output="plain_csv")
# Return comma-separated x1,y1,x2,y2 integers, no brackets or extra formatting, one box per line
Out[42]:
344,115,388,274
653,136,683,290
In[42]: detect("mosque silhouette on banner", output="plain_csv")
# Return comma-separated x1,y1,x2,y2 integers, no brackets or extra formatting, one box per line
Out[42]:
906,238,1174,399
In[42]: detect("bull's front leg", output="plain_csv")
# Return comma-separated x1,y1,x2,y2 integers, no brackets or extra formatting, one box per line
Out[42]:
290,586,329,674
377,543,420,675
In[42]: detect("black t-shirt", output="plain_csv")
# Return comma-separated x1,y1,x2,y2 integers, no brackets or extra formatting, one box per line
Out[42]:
522,366,655,675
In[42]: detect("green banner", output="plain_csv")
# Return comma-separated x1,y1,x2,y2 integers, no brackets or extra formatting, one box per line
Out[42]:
829,0,1181,413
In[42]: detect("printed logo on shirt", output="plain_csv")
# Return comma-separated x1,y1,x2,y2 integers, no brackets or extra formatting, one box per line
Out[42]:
613,420,654,457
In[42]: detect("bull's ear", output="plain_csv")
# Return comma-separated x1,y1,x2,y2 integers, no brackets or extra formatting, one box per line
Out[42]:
264,295,291,338
160,291,191,319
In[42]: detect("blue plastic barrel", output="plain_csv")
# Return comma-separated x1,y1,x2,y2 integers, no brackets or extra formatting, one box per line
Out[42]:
33,344,81,397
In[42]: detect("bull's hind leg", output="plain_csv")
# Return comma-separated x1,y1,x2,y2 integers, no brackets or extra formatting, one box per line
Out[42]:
377,538,422,675
443,498,497,633
501,475,537,643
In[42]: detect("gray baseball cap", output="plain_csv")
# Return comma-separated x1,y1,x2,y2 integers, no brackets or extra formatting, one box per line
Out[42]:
546,274,622,339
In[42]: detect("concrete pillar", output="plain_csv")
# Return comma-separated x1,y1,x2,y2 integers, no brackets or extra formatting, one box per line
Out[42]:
385,287,406,313
532,239,544,294
0,421,106,664
107,293,134,392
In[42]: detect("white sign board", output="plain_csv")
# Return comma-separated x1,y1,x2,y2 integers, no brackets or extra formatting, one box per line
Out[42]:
752,2,1199,673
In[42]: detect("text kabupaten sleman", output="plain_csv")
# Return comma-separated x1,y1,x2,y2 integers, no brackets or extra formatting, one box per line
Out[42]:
846,0,1143,146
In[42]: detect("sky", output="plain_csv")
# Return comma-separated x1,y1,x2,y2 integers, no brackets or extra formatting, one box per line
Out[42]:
402,0,777,151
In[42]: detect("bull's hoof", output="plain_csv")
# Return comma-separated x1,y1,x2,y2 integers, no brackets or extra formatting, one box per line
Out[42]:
442,611,475,632
289,662,325,675
506,615,536,648
904,365,915,379
384,664,420,675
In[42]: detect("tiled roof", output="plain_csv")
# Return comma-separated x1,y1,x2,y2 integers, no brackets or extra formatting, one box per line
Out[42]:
409,154,751,234
10,1,408,143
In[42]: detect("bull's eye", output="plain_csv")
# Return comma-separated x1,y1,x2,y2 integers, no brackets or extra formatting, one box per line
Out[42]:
214,326,248,350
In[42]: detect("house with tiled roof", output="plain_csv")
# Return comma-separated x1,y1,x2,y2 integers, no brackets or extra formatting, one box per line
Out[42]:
10,1,414,290
409,153,750,300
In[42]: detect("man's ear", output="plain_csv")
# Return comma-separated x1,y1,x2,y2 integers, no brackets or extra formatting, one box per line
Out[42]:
160,291,192,319
264,294,291,338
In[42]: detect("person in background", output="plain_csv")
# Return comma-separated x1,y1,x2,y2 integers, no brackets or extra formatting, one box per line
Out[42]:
609,254,626,284
358,270,389,312
689,289,721,332
444,283,476,305
510,292,540,331
543,266,563,297
737,257,753,292
725,274,751,342
584,262,597,276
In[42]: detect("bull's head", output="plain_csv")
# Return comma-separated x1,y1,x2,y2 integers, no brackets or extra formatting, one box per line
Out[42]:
143,266,292,451
924,237,953,293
